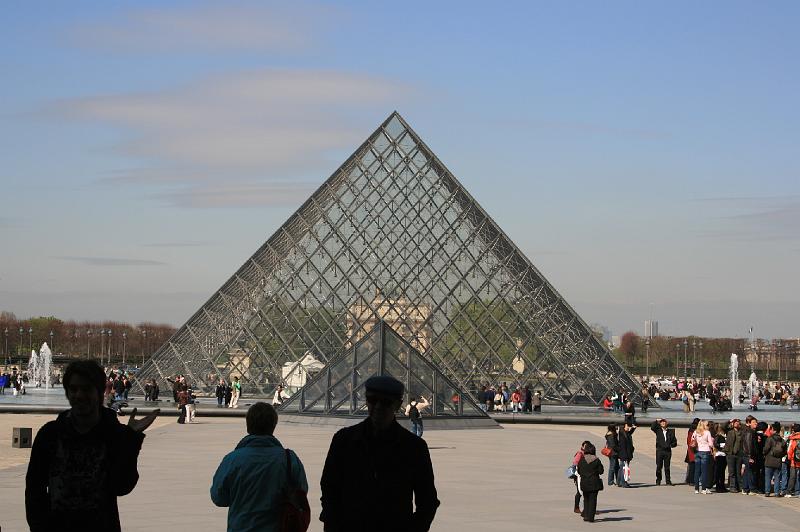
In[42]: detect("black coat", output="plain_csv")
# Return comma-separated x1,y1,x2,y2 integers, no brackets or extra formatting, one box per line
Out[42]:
650,422,678,452
578,455,605,492
618,427,636,461
320,418,440,532
605,432,620,458
25,408,145,532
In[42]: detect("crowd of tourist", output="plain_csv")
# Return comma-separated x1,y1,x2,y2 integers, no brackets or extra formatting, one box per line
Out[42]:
637,376,800,409
0,370,27,395
477,383,542,413
571,414,800,523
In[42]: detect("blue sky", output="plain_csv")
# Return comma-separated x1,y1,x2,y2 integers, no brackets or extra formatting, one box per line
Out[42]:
1,1,798,339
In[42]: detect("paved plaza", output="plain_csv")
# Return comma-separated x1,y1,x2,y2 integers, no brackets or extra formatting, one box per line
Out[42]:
2,411,800,531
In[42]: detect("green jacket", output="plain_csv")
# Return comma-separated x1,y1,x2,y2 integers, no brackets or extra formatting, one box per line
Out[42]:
726,427,742,456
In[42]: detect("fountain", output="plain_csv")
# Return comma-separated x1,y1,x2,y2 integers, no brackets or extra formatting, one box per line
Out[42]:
730,353,739,405
746,371,758,405
28,343,53,388
28,349,40,387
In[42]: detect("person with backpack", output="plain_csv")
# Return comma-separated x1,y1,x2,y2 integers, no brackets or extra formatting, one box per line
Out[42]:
405,395,429,437
577,442,604,523
763,421,787,497
211,402,309,532
569,441,588,514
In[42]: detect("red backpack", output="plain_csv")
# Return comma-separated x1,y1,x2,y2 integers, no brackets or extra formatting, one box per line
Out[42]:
280,449,311,532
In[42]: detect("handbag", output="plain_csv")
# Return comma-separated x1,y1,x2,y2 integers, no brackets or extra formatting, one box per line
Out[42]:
280,449,311,532
565,464,577,479
600,446,612,457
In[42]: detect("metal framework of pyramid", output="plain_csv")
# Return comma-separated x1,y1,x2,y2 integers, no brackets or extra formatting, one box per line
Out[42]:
136,112,647,407
282,320,488,418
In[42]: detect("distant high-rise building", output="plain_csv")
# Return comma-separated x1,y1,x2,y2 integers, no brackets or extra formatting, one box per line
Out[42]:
645,320,659,338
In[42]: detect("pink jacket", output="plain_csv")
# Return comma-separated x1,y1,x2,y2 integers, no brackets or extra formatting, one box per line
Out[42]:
692,431,715,452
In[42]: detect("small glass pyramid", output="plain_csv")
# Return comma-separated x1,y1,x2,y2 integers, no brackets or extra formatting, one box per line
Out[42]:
281,320,487,418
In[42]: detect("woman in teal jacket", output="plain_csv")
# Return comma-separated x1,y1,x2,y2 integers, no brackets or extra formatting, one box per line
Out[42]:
211,402,308,532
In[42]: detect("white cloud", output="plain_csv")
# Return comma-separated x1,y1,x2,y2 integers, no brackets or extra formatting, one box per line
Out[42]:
52,69,414,206
69,2,337,53
61,69,412,172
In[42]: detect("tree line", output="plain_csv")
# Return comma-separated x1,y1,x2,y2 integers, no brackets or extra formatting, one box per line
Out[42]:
0,311,176,366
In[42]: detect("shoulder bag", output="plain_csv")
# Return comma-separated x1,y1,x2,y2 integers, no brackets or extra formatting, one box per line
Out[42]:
280,449,311,532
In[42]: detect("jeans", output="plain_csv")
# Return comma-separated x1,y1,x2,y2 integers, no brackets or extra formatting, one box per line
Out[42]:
607,457,619,485
694,451,711,490
788,466,800,495
765,466,781,495
727,455,743,491
780,462,789,493
743,460,754,492
411,420,423,437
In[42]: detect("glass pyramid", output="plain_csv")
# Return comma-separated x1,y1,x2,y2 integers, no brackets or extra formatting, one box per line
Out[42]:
136,112,647,407
282,320,487,417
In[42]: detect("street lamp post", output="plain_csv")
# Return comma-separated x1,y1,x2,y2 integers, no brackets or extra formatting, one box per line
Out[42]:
3,328,8,365
107,329,113,366
87,330,92,359
766,342,771,382
141,329,148,368
18,327,23,361
100,330,106,364
675,344,680,378
645,338,651,382
698,341,703,381
28,327,33,352
50,330,54,353
122,332,127,366
683,339,688,380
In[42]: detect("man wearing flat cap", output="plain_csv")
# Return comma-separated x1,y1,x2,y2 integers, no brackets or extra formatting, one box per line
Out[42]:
320,375,439,532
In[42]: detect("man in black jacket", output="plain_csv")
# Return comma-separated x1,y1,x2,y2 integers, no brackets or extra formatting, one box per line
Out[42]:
25,360,159,532
650,418,678,485
320,375,439,532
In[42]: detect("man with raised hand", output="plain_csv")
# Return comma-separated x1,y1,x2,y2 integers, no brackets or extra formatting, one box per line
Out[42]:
650,418,678,485
25,360,159,532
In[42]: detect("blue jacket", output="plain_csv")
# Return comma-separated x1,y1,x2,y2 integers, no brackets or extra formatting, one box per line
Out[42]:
210,434,308,532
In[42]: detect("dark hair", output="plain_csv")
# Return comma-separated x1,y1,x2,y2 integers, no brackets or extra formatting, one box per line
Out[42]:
757,421,768,432
63,360,106,404
772,422,782,433
745,415,756,424
246,402,278,435
792,423,800,433
583,442,597,455
607,424,617,433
